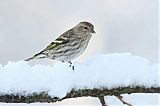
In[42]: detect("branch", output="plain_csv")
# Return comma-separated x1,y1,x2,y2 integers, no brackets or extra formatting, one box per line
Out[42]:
115,95,132,106
0,86,159,103
98,96,107,106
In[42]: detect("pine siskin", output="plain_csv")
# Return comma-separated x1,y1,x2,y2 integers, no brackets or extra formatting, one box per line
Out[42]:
25,21,95,70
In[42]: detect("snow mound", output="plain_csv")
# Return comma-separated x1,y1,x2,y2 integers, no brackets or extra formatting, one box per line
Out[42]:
0,53,159,98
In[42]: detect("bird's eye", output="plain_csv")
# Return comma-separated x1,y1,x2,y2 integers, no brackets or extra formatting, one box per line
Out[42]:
84,27,88,29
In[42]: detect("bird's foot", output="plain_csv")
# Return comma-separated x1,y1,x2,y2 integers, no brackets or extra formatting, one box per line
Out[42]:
69,61,72,67
68,61,74,71
72,66,74,71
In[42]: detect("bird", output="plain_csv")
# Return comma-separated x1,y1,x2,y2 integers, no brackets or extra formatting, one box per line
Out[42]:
25,21,95,70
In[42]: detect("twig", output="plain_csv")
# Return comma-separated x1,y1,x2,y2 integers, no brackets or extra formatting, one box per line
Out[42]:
98,96,107,106
115,95,132,106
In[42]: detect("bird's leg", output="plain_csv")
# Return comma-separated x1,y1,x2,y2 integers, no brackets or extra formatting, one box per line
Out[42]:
72,66,74,71
68,61,72,67
68,61,74,71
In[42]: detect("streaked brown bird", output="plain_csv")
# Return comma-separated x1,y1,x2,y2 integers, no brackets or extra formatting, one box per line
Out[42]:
25,21,95,70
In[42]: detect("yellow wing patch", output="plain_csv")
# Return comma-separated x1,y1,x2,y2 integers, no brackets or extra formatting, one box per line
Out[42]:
43,37,69,51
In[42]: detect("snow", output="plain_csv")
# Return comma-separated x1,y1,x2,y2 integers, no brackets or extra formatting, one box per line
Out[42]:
0,53,159,98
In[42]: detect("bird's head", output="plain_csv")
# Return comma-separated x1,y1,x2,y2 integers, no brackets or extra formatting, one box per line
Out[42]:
74,21,95,37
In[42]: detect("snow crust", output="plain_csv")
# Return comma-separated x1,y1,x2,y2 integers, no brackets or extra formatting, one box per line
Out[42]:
0,53,159,98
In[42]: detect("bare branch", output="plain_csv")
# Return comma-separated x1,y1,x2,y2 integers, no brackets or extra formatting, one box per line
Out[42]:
0,86,159,103
115,95,132,106
98,96,107,106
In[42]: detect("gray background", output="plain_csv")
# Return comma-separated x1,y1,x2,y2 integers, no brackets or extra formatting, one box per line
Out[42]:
0,0,158,65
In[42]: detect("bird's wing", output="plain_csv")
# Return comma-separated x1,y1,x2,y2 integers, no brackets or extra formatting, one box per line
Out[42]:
25,28,74,61
43,36,69,51
43,28,74,51
25,36,70,61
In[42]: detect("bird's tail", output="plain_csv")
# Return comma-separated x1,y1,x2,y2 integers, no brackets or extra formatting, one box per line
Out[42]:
25,51,45,61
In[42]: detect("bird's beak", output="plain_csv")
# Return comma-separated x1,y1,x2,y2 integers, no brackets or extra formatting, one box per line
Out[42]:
92,29,96,33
